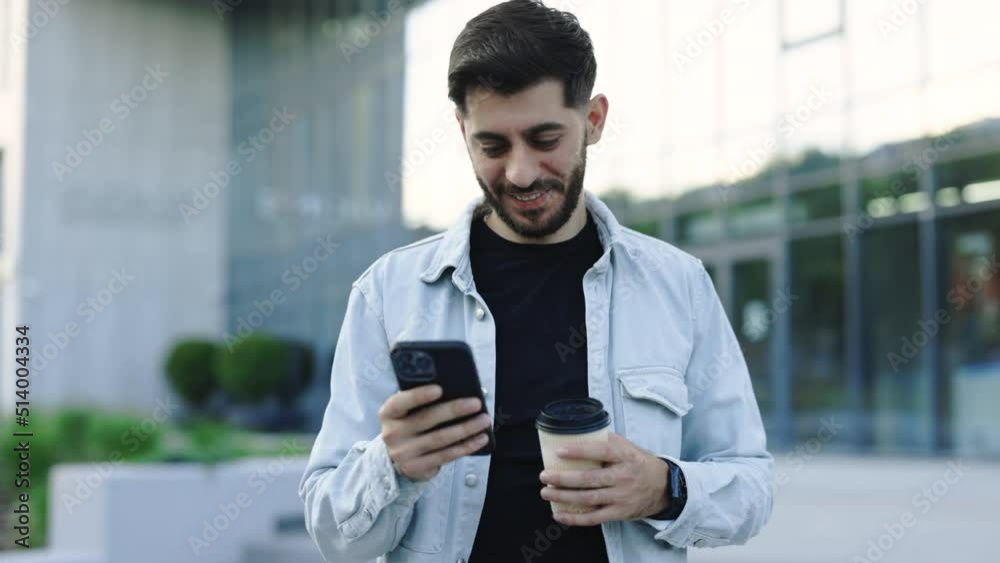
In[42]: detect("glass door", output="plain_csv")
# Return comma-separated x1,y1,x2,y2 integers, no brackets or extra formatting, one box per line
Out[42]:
700,241,785,443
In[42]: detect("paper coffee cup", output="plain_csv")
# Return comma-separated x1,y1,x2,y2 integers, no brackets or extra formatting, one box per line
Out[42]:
536,398,611,514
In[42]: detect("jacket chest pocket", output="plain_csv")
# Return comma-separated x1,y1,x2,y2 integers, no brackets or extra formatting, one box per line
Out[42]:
616,366,692,455
397,463,452,554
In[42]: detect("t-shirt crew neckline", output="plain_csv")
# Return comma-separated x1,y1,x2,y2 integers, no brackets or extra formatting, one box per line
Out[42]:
473,210,598,254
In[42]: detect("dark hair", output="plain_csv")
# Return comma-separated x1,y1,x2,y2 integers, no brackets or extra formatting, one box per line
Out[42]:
448,0,597,114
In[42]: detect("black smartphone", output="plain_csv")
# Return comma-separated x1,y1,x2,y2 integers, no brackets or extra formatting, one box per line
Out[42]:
389,340,495,456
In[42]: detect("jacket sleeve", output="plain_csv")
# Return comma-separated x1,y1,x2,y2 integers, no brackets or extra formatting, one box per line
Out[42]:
298,283,431,562
641,262,774,548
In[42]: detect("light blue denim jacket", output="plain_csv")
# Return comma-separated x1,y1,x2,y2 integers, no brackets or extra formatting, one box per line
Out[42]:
299,190,773,563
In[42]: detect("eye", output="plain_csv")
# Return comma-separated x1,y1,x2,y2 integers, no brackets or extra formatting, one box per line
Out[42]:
533,137,561,149
481,144,507,158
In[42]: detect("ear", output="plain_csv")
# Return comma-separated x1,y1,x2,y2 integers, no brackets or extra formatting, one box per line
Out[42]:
584,94,610,146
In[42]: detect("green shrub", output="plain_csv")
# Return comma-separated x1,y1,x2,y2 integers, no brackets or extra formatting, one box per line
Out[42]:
0,408,162,549
165,340,219,408
215,333,289,403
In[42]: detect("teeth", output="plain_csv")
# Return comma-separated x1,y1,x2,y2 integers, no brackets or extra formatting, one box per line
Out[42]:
513,191,545,201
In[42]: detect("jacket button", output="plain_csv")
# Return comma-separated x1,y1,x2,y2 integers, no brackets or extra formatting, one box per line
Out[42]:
464,473,478,487
475,307,486,320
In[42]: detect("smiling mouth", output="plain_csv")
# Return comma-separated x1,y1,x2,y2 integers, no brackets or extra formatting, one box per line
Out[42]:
511,190,548,201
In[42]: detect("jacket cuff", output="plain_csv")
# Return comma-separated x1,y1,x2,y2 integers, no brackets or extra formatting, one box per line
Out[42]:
640,454,708,548
339,434,431,541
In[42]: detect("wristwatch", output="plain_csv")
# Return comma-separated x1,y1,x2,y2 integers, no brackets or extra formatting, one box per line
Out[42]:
649,459,687,520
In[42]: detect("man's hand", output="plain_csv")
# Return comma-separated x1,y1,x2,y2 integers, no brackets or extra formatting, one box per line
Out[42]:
539,432,670,526
379,384,492,482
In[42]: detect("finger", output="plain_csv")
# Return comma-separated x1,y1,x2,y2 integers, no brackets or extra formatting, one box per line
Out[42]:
403,432,490,476
380,384,442,420
553,505,621,527
394,413,491,460
540,485,614,507
556,440,623,464
540,467,619,489
406,396,484,434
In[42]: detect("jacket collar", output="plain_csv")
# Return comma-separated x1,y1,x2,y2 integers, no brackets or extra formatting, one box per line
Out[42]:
419,189,637,291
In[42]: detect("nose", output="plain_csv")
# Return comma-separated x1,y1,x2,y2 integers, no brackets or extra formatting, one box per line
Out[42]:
505,145,540,189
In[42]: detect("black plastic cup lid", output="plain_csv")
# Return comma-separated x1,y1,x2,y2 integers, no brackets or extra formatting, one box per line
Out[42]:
535,398,610,435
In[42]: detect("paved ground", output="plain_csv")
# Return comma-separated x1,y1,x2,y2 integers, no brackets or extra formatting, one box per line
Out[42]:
689,454,999,563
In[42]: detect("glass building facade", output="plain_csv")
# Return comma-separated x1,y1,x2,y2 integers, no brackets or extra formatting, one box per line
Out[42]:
610,0,1000,457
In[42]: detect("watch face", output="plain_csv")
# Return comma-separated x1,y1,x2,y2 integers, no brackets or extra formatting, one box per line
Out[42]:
670,464,686,499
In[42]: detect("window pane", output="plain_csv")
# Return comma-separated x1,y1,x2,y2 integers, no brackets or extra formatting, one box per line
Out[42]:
782,0,841,45
939,210,1000,456
676,209,723,245
790,183,841,223
721,0,778,132
669,146,721,194
790,235,850,444
927,0,1000,81
859,170,921,217
926,69,1000,136
862,223,932,452
727,197,778,238
850,89,923,155
732,259,776,427
846,0,920,99
935,149,1000,207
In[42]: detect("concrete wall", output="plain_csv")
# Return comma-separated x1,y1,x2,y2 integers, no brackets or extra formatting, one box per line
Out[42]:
2,0,230,415
0,0,31,415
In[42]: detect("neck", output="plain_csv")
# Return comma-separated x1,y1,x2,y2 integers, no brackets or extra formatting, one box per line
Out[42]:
483,197,588,245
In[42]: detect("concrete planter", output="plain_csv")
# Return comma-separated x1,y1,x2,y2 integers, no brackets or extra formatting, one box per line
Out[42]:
27,456,311,563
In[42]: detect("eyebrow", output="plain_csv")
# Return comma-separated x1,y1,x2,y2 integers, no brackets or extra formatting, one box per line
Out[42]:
471,122,566,143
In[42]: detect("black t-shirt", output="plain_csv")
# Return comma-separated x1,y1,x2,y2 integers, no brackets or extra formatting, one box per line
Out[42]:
467,209,610,563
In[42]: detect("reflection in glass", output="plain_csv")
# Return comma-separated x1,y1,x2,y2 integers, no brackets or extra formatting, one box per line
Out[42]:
676,209,724,245
940,211,1000,456
732,259,775,424
790,235,849,443
781,0,841,46
727,197,778,238
790,184,841,223
859,171,920,216
935,150,1000,206
862,223,931,452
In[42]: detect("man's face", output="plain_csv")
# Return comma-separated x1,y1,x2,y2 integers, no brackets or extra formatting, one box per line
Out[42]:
458,79,590,239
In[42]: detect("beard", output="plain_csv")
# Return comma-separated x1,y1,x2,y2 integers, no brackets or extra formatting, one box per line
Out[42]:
476,143,587,240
